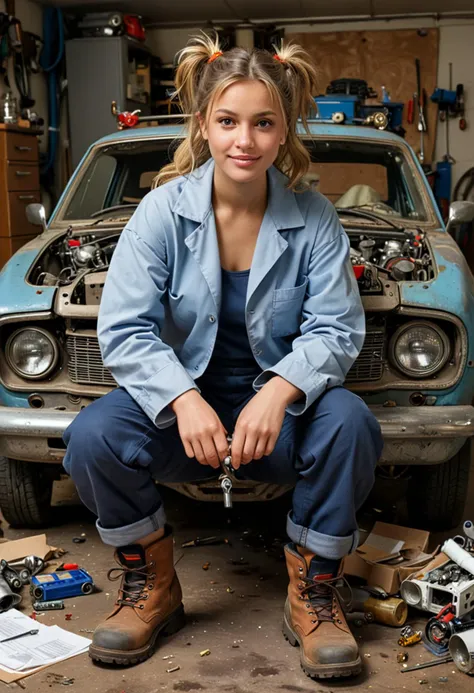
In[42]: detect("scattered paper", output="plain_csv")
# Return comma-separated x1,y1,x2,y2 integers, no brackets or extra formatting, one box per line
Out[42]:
0,610,90,672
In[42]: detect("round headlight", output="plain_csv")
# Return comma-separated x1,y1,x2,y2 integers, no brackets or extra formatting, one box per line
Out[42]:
390,322,450,378
5,328,59,380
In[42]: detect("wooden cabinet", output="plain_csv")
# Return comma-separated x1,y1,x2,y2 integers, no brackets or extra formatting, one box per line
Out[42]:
0,124,41,268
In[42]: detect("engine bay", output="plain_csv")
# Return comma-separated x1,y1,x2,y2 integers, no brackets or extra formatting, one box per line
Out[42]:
29,225,434,305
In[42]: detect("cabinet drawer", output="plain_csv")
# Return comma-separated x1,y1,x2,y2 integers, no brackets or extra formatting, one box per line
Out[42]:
0,191,42,237
0,233,38,269
0,131,39,163
6,163,40,191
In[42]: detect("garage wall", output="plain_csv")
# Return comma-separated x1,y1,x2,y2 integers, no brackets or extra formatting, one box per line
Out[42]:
0,0,48,151
148,17,474,192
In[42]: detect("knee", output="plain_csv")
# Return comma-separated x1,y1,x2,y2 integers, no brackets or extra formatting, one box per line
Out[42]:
63,401,117,477
321,388,383,454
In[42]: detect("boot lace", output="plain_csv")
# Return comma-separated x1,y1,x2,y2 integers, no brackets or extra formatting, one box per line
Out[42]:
300,575,352,625
107,560,155,609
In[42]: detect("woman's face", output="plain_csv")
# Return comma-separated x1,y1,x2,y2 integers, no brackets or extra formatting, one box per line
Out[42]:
198,79,287,186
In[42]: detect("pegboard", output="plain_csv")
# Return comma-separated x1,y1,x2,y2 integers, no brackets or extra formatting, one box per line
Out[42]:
287,28,439,164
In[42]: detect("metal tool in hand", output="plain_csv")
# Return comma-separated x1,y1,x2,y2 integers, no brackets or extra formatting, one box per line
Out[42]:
219,435,235,508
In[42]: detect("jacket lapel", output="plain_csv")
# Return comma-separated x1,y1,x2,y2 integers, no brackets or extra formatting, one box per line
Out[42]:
184,210,222,313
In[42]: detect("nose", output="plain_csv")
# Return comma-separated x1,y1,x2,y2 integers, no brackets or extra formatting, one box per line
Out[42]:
235,124,254,150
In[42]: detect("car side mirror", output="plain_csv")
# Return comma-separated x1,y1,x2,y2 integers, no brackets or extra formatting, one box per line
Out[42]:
26,203,47,232
446,201,474,234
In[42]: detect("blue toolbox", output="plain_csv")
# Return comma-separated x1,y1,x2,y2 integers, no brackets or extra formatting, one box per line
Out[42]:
30,568,95,601
312,79,404,133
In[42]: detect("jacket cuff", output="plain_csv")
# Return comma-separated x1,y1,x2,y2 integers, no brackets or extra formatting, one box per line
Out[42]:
135,361,200,429
252,357,326,415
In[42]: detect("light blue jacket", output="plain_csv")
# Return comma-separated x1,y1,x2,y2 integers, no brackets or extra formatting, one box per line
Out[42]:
97,157,365,428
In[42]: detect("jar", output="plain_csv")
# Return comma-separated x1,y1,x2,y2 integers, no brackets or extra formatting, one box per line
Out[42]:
1,92,18,124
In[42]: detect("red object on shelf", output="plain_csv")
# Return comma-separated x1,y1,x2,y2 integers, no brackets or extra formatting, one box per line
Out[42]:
118,111,140,128
352,264,365,280
124,15,145,41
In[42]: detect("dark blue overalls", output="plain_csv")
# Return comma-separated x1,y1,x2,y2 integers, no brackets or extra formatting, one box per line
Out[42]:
63,267,383,561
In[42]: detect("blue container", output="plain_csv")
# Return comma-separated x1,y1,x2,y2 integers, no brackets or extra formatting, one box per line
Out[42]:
314,95,359,121
30,568,95,601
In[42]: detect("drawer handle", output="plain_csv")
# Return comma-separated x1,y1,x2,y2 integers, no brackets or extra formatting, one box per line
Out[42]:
15,145,33,152
18,195,35,200
15,170,32,177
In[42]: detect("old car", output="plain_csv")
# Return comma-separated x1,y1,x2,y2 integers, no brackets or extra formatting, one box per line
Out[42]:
1,121,474,531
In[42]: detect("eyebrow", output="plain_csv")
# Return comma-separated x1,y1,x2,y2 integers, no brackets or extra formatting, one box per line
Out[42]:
215,108,277,117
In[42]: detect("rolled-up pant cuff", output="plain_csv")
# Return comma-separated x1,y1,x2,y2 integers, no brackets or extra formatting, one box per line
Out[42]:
96,506,167,547
286,512,359,560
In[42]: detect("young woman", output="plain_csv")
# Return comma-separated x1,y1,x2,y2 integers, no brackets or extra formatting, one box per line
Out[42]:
63,34,383,679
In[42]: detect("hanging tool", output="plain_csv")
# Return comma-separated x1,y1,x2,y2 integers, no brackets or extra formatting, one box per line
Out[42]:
415,58,427,164
431,63,459,219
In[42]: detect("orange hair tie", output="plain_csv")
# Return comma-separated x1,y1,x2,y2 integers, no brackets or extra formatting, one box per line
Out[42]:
274,54,286,64
207,51,223,64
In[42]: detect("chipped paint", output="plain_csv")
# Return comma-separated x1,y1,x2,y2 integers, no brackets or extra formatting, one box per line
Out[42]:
0,247,56,315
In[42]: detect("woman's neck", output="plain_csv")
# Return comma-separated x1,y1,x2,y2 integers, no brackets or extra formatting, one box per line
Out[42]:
212,165,268,215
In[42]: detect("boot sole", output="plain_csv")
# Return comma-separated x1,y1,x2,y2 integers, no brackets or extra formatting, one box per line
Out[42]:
282,612,362,679
89,604,186,666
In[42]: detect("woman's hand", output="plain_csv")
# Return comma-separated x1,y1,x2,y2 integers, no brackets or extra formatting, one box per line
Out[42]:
170,390,229,468
231,376,303,468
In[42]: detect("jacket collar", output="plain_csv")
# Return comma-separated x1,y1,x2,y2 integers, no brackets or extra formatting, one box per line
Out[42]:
172,157,305,230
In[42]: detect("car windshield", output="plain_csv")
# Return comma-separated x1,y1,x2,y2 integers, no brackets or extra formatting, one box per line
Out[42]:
62,136,428,222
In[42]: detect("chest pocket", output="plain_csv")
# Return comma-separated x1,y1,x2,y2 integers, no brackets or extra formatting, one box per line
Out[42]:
271,276,308,338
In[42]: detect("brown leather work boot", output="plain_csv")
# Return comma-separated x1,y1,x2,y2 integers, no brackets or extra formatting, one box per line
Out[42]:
282,544,361,679
89,526,185,665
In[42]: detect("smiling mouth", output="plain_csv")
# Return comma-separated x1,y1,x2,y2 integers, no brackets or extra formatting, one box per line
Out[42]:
230,156,260,160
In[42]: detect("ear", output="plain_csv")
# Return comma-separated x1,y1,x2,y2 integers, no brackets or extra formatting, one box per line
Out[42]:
196,111,208,141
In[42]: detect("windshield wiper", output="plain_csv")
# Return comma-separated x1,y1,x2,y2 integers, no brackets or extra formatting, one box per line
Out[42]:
90,204,138,221
335,206,404,230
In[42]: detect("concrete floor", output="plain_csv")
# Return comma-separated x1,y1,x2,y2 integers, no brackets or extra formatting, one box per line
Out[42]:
2,478,474,693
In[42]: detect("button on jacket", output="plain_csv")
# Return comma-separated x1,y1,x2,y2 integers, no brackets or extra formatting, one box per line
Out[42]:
97,158,365,428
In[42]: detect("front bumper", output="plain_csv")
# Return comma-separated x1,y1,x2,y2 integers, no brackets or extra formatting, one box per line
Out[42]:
0,404,473,465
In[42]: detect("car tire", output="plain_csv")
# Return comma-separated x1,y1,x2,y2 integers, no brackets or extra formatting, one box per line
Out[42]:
81,582,93,595
0,457,55,528
407,439,472,531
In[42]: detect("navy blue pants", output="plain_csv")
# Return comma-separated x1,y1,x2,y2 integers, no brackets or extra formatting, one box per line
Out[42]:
63,371,383,560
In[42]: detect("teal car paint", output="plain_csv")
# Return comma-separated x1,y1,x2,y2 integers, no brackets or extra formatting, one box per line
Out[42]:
0,120,473,529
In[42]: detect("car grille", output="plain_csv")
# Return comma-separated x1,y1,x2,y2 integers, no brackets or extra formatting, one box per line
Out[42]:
66,335,116,386
345,328,386,383
67,328,386,387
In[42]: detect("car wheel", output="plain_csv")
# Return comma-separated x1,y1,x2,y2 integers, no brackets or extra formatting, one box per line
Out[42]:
81,582,93,594
407,439,472,531
0,457,55,528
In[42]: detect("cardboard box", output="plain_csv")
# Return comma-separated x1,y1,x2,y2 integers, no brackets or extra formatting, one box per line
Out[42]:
343,522,434,595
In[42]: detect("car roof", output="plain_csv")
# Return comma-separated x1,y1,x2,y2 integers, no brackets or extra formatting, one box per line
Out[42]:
94,122,406,147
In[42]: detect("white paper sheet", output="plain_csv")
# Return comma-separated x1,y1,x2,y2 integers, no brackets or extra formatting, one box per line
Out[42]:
0,610,90,672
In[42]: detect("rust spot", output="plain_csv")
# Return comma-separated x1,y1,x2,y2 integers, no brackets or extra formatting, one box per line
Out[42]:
438,264,447,272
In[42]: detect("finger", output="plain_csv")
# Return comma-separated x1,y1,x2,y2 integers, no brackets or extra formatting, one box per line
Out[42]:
182,438,195,459
230,428,245,469
192,439,207,466
201,436,221,469
264,434,278,457
242,432,257,465
253,435,270,460
214,429,230,462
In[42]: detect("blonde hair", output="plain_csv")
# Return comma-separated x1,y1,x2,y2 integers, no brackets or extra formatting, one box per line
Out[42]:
154,32,318,191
